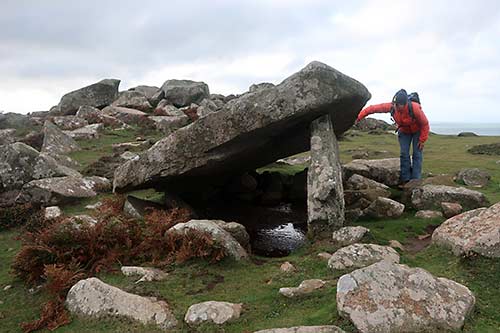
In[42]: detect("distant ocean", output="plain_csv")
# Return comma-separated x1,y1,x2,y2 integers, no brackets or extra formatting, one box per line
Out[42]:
430,122,500,136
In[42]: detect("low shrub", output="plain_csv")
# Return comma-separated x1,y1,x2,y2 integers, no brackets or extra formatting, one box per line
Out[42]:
0,203,42,231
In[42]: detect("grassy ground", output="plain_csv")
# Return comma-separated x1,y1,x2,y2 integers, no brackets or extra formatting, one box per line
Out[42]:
1,131,499,332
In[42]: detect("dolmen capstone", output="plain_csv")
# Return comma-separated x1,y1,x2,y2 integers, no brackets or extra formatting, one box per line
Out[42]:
113,61,370,235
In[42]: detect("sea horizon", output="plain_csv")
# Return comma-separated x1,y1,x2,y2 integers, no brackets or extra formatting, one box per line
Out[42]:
430,122,500,136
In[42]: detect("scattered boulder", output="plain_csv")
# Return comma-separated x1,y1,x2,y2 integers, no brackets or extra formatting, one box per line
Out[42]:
0,142,81,193
41,120,80,156
161,79,210,107
307,114,345,236
364,197,405,219
76,105,124,127
121,266,168,283
280,261,296,273
123,195,166,219
53,116,89,130
212,220,250,251
415,210,443,219
0,112,33,130
101,106,148,125
113,62,371,197
196,98,220,118
456,168,491,187
16,176,111,206
44,206,62,219
55,79,120,115
344,174,391,207
63,124,104,140
166,219,248,260
66,277,177,330
328,243,400,271
352,117,395,132
254,326,346,333
318,252,332,261
149,115,190,135
337,261,475,333
331,226,370,247
0,129,16,145
128,85,162,106
153,101,185,116
432,202,500,258
343,158,400,187
112,140,152,154
279,279,326,298
411,185,489,211
184,301,242,325
112,90,153,112
441,202,463,218
457,132,478,137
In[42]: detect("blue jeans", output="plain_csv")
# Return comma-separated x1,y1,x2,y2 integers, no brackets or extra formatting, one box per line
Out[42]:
398,131,423,182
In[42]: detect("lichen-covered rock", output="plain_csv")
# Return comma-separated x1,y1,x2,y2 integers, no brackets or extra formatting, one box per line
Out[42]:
254,326,346,333
432,202,500,258
456,168,491,187
184,301,242,325
112,90,153,112
364,197,405,218
0,142,81,192
44,206,62,219
161,79,210,107
441,202,463,218
213,220,250,251
166,219,248,260
328,243,400,271
331,226,370,247
411,185,489,210
344,174,392,207
53,116,89,130
343,158,400,186
279,279,326,298
63,124,104,140
114,62,370,194
41,120,80,156
101,106,148,125
308,114,344,236
337,261,475,333
415,210,443,219
0,129,16,145
16,176,111,206
55,79,120,115
121,266,168,283
66,277,177,329
149,115,190,135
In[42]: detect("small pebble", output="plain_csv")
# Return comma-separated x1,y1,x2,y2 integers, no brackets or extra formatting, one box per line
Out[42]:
3,285,12,291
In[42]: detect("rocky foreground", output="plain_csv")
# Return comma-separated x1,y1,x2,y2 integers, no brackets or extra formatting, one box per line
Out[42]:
0,61,499,332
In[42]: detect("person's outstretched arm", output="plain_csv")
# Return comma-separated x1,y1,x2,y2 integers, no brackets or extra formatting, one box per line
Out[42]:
356,102,393,122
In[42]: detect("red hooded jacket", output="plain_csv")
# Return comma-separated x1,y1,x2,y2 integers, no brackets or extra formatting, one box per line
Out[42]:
356,102,429,143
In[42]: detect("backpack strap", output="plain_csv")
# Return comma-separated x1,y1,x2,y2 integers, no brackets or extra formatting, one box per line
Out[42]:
408,100,415,119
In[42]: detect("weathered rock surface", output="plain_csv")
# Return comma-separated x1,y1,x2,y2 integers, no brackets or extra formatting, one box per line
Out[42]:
254,326,346,333
41,120,80,156
0,142,81,192
331,226,370,247
280,261,296,273
343,158,400,186
0,129,16,145
432,202,500,258
456,168,491,187
121,266,168,283
16,176,111,206
66,277,177,329
166,219,248,260
337,261,475,333
441,202,463,218
161,79,210,107
55,79,120,115
364,197,405,218
149,115,190,134
44,206,62,219
415,210,443,219
114,62,370,198
279,279,326,298
212,220,250,251
308,114,344,236
63,124,104,140
53,116,89,130
101,106,148,125
411,185,489,210
112,90,152,112
128,85,161,104
352,117,395,132
184,301,242,325
328,243,400,271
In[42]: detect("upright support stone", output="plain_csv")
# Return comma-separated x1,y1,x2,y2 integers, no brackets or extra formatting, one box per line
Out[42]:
307,114,344,237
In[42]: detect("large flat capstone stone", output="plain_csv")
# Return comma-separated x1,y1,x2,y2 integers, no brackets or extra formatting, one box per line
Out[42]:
113,61,370,192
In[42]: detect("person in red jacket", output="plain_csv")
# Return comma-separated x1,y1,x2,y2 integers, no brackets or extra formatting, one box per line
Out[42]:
356,89,429,185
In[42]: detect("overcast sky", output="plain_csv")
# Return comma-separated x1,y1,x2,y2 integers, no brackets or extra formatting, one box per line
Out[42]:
1,0,499,123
